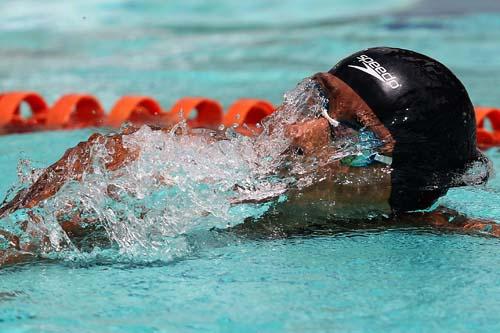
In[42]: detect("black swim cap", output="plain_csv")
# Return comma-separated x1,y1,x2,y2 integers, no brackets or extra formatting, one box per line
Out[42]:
329,47,487,212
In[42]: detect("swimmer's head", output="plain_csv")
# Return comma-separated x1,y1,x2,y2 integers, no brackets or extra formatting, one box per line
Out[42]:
310,46,489,212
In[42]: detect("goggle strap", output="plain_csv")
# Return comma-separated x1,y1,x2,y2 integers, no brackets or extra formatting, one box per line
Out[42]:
321,109,340,128
319,107,392,166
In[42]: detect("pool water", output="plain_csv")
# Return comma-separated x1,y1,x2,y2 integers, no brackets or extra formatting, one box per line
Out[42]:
1,1,500,332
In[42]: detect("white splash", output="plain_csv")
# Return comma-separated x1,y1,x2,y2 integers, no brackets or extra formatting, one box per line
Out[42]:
1,78,347,260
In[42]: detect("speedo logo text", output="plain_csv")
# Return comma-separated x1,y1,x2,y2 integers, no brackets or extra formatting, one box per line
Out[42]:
348,55,401,89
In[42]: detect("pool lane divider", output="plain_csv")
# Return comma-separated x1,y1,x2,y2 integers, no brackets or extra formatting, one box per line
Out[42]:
0,92,270,135
0,91,499,149
475,107,500,150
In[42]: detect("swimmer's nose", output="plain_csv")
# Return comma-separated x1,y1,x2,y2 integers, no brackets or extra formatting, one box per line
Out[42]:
285,122,302,139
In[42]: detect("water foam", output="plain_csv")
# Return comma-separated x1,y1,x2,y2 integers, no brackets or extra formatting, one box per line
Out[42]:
0,78,364,263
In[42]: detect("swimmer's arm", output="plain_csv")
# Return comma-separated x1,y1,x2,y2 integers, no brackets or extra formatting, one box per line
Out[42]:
0,249,36,266
385,207,500,237
0,125,228,219
231,205,500,239
0,129,140,218
409,208,500,237
0,229,37,266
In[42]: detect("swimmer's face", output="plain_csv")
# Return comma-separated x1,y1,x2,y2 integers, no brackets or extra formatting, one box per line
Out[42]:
285,73,357,156
283,73,394,215
286,73,395,157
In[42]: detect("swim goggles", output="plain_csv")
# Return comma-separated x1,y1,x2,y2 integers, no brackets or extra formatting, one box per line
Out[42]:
314,81,393,167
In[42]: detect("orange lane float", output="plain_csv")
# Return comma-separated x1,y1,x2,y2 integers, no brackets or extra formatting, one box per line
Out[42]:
475,107,500,150
47,94,105,129
224,99,275,135
169,97,223,129
107,96,166,128
0,92,48,131
0,90,499,149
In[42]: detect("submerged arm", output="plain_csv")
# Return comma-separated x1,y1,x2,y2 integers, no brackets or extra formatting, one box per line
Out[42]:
402,208,500,237
229,169,499,240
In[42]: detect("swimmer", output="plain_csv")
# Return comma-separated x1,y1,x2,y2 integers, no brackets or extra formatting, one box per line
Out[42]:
233,47,497,237
0,47,498,266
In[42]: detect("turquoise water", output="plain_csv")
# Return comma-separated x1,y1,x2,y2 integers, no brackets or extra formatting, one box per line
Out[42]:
1,1,500,332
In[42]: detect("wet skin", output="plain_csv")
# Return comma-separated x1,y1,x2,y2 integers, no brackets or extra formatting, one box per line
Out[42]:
1,74,499,266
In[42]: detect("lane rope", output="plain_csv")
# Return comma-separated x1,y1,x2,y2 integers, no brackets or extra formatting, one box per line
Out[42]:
0,91,498,149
